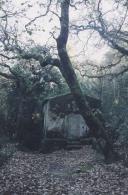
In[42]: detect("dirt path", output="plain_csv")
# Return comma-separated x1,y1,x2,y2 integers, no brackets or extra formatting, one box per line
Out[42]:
0,145,128,195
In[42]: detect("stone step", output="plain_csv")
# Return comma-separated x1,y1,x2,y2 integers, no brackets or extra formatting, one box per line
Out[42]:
65,144,82,150
42,138,67,146
80,138,93,145
66,140,81,144
43,138,67,142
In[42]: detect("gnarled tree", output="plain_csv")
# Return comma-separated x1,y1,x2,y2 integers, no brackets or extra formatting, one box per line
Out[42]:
55,0,118,161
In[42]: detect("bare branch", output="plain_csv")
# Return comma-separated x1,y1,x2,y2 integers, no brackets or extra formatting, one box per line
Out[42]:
19,52,60,67
25,0,52,30
0,63,19,79
0,71,15,80
0,53,18,60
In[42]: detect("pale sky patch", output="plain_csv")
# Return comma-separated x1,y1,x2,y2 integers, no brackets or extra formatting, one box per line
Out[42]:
1,0,123,65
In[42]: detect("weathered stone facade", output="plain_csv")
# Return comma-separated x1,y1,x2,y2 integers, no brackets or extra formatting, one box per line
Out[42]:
43,93,101,140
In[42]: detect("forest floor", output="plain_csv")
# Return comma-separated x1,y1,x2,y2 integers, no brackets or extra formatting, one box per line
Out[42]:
0,144,128,195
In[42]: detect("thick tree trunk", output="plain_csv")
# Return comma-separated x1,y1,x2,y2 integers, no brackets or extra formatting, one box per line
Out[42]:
56,0,118,162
